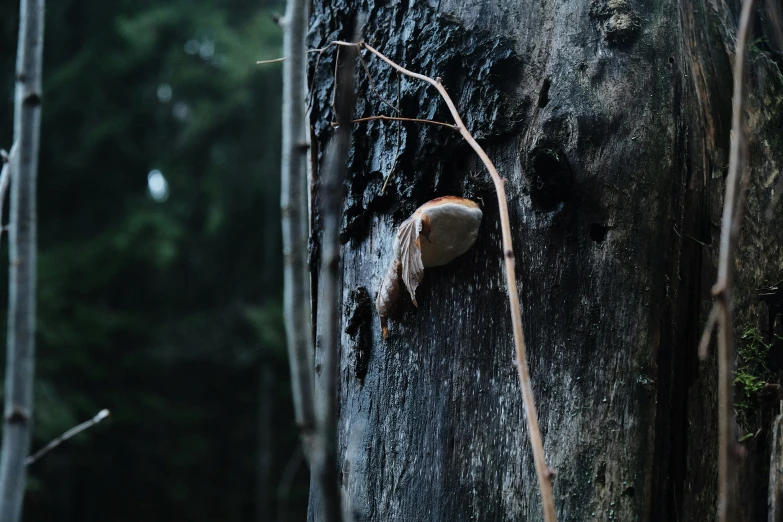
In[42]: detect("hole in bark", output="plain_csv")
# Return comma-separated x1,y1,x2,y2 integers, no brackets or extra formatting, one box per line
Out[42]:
538,78,552,108
528,146,572,211
589,223,609,243
668,56,674,64
622,486,635,497
596,462,607,486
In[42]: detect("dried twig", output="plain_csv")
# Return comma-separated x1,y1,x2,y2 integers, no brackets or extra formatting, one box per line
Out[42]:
381,73,403,194
337,115,457,129
280,0,317,456
0,0,45,520
308,44,338,110
329,39,557,522
257,57,287,65
698,0,755,520
25,409,110,466
357,51,398,113
699,305,718,360
330,46,341,118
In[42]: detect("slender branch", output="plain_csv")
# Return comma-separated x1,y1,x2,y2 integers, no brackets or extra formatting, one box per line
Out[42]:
380,73,403,194
336,40,557,522
356,51,398,113
257,57,287,65
25,409,110,466
340,115,457,130
330,46,341,118
699,305,718,360
705,1,755,520
308,43,338,110
280,0,317,457
0,1,44,521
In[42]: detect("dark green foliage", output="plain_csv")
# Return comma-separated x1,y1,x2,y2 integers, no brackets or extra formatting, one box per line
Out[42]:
0,0,305,520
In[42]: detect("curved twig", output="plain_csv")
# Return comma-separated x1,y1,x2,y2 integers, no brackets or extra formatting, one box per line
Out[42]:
332,39,557,522
698,1,755,520
26,409,110,466
338,115,457,130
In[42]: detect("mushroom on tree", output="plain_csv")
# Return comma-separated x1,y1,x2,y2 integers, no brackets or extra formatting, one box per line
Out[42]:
376,196,483,339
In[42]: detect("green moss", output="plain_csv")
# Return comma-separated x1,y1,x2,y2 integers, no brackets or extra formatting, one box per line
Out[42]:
735,327,773,427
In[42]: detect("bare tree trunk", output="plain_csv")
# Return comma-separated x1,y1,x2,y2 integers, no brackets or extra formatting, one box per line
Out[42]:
0,0,44,520
306,0,783,520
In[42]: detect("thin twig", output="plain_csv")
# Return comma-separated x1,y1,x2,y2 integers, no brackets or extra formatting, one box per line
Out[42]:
307,43,338,110
338,40,557,522
699,305,718,360
257,47,340,66
684,233,710,248
25,409,110,466
0,0,45,520
257,57,287,65
330,46,341,119
704,1,755,520
280,0,317,461
337,115,457,130
357,51,398,113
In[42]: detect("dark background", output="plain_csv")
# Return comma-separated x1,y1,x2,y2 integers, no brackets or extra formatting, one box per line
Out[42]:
0,1,307,520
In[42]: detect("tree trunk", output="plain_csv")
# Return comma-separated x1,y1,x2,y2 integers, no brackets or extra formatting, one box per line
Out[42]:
307,0,783,520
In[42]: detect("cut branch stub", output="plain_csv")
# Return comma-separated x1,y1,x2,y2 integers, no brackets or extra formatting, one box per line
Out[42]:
376,196,483,338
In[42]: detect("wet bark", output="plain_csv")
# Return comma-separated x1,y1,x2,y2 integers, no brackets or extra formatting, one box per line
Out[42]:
306,0,783,520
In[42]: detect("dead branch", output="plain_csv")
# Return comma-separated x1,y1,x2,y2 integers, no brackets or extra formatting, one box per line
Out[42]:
257,57,287,65
699,0,755,519
357,51,398,113
699,305,718,360
280,0,317,458
328,39,557,522
381,73,403,194
338,115,457,129
25,409,110,466
330,46,341,117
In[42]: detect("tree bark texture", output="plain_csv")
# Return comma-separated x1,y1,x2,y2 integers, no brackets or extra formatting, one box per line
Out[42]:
307,0,783,520
0,1,43,521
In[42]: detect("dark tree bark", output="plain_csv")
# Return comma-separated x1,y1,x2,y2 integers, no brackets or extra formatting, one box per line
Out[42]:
307,0,783,520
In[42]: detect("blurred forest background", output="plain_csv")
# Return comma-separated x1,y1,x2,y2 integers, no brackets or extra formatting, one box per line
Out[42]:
0,0,307,520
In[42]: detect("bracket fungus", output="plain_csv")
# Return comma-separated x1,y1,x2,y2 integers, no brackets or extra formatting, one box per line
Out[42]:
376,196,483,339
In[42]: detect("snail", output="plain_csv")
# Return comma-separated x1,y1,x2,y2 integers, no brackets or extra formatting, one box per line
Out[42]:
376,196,483,339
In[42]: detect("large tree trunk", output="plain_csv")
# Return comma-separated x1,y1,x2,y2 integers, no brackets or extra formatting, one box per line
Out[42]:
307,0,783,520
